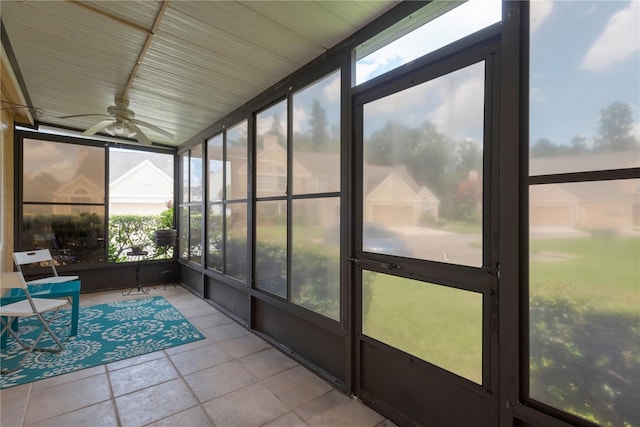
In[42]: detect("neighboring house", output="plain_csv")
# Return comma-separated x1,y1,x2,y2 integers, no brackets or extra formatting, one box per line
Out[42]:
50,146,104,215
234,134,440,228
530,150,640,230
365,165,440,227
52,175,104,214
109,159,173,215
44,148,174,216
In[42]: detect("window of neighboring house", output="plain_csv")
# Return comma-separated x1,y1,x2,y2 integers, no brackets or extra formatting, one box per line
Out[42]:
206,121,248,281
108,147,174,262
354,0,501,86
527,2,640,426
254,70,342,320
20,138,106,264
178,145,203,263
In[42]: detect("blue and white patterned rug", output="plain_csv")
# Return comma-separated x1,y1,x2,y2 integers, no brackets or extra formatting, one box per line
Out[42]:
1,296,205,389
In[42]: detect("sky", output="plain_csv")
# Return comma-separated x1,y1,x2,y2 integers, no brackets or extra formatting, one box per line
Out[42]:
356,0,502,85
529,0,639,147
355,0,639,150
254,70,341,138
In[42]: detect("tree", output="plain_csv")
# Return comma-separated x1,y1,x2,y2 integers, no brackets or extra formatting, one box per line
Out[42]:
569,135,588,155
531,138,560,158
455,139,482,177
452,174,482,222
309,99,329,147
268,112,284,136
407,121,454,197
594,101,638,152
267,112,286,148
364,120,403,166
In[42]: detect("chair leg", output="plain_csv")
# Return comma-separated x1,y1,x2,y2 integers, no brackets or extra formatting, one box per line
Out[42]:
1,317,30,349
1,310,65,375
34,311,64,350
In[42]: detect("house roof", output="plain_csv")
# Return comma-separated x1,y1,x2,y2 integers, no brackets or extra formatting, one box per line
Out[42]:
530,150,640,175
109,151,173,183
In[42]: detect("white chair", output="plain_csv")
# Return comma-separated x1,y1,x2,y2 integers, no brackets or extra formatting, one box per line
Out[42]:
13,249,79,286
1,272,67,374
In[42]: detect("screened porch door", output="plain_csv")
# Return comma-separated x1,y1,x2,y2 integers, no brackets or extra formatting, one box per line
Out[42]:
352,41,500,427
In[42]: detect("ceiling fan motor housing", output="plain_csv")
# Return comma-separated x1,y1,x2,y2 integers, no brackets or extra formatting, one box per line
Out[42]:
108,99,135,121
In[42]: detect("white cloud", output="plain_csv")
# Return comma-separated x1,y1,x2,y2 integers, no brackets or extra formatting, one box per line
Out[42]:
530,0,554,33
291,105,307,134
255,115,274,136
581,2,640,71
530,86,546,104
632,122,640,141
431,76,485,141
363,62,485,140
24,140,75,180
323,75,341,102
356,0,500,85
364,78,438,118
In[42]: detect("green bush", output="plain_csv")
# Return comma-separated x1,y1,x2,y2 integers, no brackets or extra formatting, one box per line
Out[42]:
254,240,341,320
530,294,639,426
108,208,174,262
22,213,105,264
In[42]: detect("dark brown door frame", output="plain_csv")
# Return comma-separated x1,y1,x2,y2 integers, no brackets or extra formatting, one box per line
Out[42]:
349,33,502,427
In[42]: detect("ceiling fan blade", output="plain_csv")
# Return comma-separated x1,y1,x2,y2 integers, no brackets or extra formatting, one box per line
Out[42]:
128,122,152,145
59,113,110,119
82,119,115,136
132,119,174,139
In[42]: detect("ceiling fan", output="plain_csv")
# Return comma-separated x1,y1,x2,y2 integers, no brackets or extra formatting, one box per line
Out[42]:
60,99,173,145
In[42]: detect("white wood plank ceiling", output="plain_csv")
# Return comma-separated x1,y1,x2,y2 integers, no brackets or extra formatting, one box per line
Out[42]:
1,0,399,147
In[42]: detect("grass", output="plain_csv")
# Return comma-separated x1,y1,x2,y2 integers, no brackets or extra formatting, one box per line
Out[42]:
439,220,482,234
362,272,483,384
530,236,639,313
361,235,639,385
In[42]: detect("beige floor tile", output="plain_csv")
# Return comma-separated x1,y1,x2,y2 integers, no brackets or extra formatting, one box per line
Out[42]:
24,374,111,425
184,360,257,403
162,335,211,356
376,419,400,427
166,295,211,311
115,378,198,427
30,365,106,391
191,312,235,329
106,349,165,371
262,365,334,410
306,397,385,427
144,405,214,427
2,288,389,427
169,342,232,375
26,400,117,427
217,333,271,359
262,411,309,427
202,322,250,343
202,382,288,427
239,348,299,380
178,304,221,319
295,390,351,422
0,383,31,427
109,356,179,397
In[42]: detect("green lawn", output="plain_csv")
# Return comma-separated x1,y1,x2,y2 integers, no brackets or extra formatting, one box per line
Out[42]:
362,272,483,384
440,220,482,234
360,235,639,386
530,236,639,313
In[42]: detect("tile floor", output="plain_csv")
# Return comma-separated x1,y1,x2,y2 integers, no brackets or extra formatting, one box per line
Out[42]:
1,285,396,427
